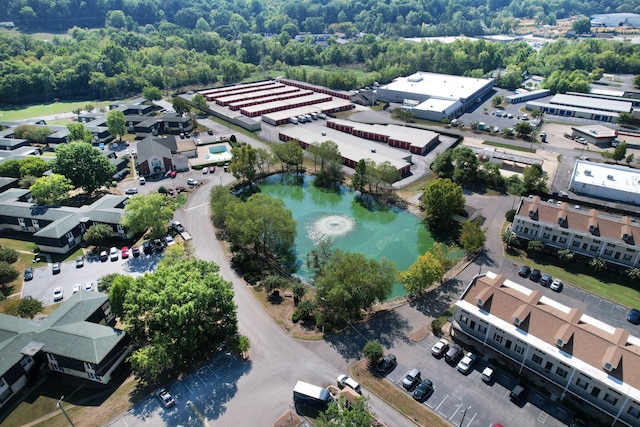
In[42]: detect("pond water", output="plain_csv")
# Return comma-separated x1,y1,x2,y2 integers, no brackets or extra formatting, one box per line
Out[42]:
258,174,435,299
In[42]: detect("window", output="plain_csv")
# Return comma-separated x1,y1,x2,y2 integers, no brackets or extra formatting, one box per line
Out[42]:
543,233,550,239
604,249,613,256
478,324,487,334
516,226,522,232
593,240,601,244
590,245,599,252
556,367,568,379
545,361,554,372
505,339,512,350
18,217,27,231
32,219,40,231
561,231,570,236
544,227,552,231
624,254,633,262
627,406,640,419
459,314,468,324
493,333,503,344
627,248,636,253
576,377,590,390
532,354,543,365
582,243,588,250
574,235,582,240
591,386,601,398
533,224,540,228
514,344,525,355
607,243,615,247
65,231,74,245
572,241,580,248
604,392,619,406
524,228,529,234
559,237,567,244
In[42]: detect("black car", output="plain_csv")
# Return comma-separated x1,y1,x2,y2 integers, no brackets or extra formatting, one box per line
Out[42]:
131,246,141,258
569,417,587,427
413,379,434,401
627,308,640,325
529,269,541,282
24,267,33,281
444,344,463,364
143,241,153,255
375,354,397,375
510,383,527,403
518,265,531,278
171,221,185,233
540,274,552,286
153,238,165,252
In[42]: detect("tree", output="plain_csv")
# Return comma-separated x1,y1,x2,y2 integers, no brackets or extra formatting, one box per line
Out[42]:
143,86,163,101
431,150,454,179
352,159,368,192
452,147,480,184
13,125,52,143
0,261,19,287
273,140,304,173
420,178,465,227
459,220,486,255
83,223,114,246
229,144,258,187
230,334,250,359
66,123,93,143
123,259,237,381
4,298,43,318
572,17,591,34
362,341,384,366
626,154,635,166
106,110,126,142
491,95,503,106
618,112,632,125
121,194,174,238
514,121,533,137
0,160,21,178
262,275,289,296
210,186,239,228
29,174,73,206
255,147,274,175
19,157,48,178
589,257,606,272
191,93,208,111
626,268,640,282
308,141,343,187
172,97,191,115
296,299,316,320
0,248,19,264
634,74,640,90
522,164,547,193
398,251,445,294
557,249,574,263
314,250,395,322
290,281,307,303
527,240,544,253
612,142,627,163
501,230,519,248
317,395,374,427
226,193,297,265
51,142,115,194
108,275,134,317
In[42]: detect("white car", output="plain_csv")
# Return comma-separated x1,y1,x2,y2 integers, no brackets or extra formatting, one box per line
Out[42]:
336,374,362,394
85,281,94,291
53,287,64,301
187,178,199,186
481,365,495,382
431,338,450,357
156,388,176,408
165,235,175,246
550,279,563,292
456,352,477,373
72,284,81,294
109,246,118,261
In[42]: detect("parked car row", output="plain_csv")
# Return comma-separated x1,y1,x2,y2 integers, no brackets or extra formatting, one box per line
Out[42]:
518,265,563,292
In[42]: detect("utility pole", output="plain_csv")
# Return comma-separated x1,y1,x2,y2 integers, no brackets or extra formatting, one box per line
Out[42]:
459,406,472,427
57,396,75,427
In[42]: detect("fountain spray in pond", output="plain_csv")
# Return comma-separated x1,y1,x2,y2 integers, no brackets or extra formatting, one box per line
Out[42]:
307,214,356,243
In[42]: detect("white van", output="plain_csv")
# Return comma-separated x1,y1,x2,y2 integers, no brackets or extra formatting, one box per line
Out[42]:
139,176,146,185
337,374,362,394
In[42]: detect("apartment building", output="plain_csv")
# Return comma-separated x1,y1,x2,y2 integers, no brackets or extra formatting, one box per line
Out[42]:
512,195,640,269
453,272,640,426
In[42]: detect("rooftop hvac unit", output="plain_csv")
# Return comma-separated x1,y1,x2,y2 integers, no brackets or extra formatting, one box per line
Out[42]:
585,170,592,176
477,298,484,307
607,175,614,180
556,338,564,347
514,317,522,326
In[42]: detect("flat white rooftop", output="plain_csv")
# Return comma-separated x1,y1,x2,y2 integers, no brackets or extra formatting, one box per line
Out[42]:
572,125,617,139
380,72,492,101
550,94,632,113
415,98,459,112
571,160,640,193
329,118,439,149
262,99,352,121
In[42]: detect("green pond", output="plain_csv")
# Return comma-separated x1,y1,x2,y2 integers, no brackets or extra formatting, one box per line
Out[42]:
258,174,435,299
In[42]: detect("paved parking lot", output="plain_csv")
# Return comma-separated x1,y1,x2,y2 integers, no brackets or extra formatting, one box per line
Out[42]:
382,335,570,427
106,352,248,427
22,251,161,305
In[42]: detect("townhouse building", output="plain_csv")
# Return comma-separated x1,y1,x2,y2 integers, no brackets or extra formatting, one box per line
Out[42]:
453,272,640,426
512,195,640,269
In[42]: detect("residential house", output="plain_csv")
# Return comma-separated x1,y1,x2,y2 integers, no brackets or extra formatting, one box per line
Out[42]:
136,135,196,176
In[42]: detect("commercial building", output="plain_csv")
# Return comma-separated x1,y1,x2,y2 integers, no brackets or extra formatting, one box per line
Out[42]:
512,195,640,269
526,93,632,123
454,272,640,426
570,125,617,146
591,13,640,28
569,160,640,205
505,89,550,104
0,291,131,409
375,72,494,121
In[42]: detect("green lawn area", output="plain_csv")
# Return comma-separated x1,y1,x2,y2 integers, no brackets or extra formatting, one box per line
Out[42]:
0,100,112,121
504,246,640,307
483,140,536,153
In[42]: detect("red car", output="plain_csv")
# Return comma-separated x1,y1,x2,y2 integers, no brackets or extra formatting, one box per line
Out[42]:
209,166,216,173
121,246,129,259
131,245,140,258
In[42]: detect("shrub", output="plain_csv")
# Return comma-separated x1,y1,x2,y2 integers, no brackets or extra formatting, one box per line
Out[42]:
291,311,300,323
431,318,443,336
0,248,19,264
362,341,384,366
158,186,167,194
505,209,516,222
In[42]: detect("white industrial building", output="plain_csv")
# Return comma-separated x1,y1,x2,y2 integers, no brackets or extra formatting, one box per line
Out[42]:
569,160,640,205
375,72,494,121
526,93,632,123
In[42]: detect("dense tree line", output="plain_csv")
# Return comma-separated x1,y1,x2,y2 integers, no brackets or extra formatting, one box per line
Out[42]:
2,0,639,35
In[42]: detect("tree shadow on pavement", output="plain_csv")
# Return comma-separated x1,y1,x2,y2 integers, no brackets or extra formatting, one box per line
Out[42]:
408,277,467,318
325,310,412,360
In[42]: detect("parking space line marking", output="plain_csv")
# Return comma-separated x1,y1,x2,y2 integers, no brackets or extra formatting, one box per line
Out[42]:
180,378,195,395
448,403,462,421
184,203,208,211
196,373,207,385
465,412,477,427
435,394,448,412
538,411,549,423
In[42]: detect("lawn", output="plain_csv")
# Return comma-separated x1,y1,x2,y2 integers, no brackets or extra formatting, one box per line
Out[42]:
350,360,449,427
504,246,640,307
483,140,536,153
0,100,111,121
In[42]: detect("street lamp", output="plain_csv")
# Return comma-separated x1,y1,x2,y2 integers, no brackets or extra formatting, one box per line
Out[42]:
57,396,75,427
459,406,472,427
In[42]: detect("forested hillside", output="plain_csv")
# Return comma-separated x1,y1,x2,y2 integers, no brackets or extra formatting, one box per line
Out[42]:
0,0,639,105
2,0,639,35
